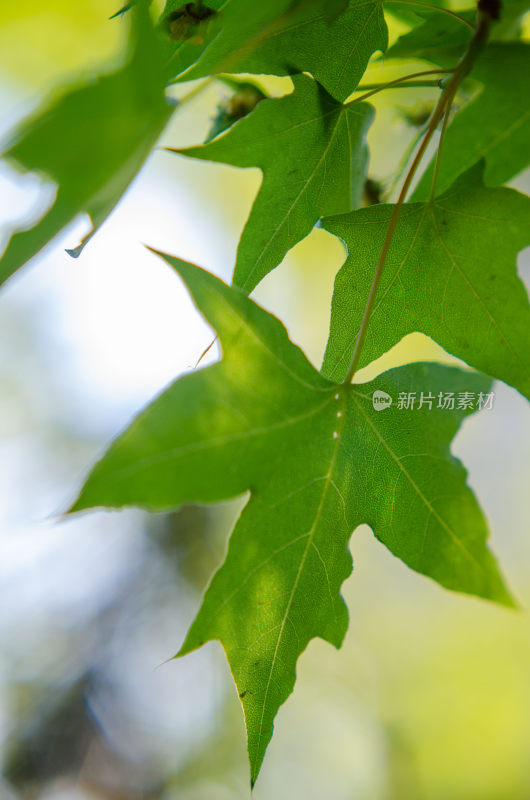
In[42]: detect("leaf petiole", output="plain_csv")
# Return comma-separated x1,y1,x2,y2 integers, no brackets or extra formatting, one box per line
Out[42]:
342,2,495,384
348,69,454,104
355,78,446,91
428,88,456,200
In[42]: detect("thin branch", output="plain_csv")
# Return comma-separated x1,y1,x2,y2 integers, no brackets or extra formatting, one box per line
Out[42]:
343,6,493,384
354,79,444,91
348,69,453,103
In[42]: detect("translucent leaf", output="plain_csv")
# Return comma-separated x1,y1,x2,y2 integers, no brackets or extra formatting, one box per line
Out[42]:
72,252,513,784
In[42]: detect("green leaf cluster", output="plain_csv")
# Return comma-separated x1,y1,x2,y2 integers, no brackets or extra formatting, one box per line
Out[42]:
1,0,529,785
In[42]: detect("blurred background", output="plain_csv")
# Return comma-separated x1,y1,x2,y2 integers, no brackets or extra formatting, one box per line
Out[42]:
0,2,529,798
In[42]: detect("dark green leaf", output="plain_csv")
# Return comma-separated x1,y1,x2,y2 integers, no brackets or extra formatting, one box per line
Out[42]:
170,75,374,291
384,0,528,63
0,4,172,285
322,164,530,398
412,43,530,198
385,7,473,62
164,0,388,102
71,252,513,784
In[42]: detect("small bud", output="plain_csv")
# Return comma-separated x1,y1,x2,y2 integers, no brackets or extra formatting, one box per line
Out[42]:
206,83,267,141
166,3,216,43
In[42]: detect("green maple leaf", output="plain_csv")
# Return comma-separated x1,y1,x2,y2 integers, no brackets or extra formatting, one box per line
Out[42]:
385,7,473,62
164,0,388,102
411,43,530,197
169,74,374,291
385,0,528,63
71,251,513,784
321,164,530,398
0,4,172,285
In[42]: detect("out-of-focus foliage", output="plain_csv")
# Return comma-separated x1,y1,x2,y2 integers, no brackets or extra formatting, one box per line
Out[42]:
0,0,122,82
0,4,172,284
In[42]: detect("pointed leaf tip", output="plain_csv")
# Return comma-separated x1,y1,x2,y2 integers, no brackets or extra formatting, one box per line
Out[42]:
173,74,375,291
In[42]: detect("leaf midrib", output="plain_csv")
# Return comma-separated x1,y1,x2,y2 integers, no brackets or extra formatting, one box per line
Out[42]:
325,204,426,379
241,107,348,289
251,390,347,776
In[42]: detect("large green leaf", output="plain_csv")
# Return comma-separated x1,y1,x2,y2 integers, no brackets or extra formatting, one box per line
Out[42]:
321,164,530,398
170,74,374,291
0,4,172,285
412,43,530,197
71,252,513,784
164,0,388,102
